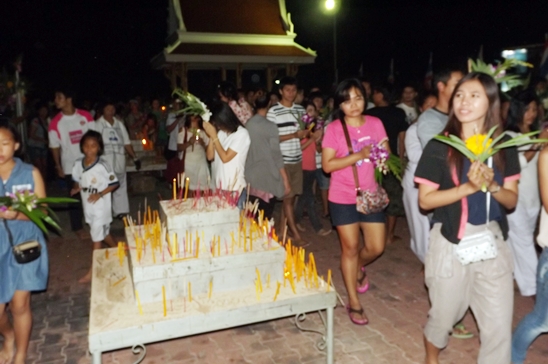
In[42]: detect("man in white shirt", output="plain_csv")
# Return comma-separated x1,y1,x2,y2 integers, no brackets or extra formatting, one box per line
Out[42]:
267,77,310,245
95,102,140,218
397,84,419,124
49,89,96,238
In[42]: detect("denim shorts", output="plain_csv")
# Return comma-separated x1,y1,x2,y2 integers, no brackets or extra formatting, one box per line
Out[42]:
315,169,330,190
329,201,385,226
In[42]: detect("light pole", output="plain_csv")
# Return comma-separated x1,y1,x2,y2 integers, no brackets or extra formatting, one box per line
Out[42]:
325,0,338,85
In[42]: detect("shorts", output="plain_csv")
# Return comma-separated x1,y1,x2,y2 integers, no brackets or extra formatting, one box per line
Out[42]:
329,201,385,226
90,223,110,242
284,162,303,198
314,168,330,190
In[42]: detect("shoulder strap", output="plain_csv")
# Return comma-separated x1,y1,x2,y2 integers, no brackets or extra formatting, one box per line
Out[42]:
340,119,361,192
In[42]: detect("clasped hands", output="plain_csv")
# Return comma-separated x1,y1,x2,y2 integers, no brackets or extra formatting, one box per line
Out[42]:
467,160,497,193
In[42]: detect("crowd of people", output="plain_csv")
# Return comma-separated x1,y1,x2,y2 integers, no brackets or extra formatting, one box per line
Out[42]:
0,69,548,363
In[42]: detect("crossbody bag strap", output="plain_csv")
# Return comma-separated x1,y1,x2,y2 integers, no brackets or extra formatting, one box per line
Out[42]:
486,157,492,226
340,119,361,193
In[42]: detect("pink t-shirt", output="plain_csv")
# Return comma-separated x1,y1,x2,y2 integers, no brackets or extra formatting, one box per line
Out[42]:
322,116,387,204
301,139,316,171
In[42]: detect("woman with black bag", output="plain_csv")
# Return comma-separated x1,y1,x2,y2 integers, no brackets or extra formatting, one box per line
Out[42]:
322,79,389,325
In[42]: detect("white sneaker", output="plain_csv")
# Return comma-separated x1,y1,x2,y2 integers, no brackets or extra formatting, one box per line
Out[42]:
318,228,332,236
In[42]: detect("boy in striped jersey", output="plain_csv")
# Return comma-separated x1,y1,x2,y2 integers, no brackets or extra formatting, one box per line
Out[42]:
267,77,310,245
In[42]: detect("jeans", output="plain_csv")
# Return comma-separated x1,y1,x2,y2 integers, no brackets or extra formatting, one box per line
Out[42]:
511,247,548,364
295,170,322,232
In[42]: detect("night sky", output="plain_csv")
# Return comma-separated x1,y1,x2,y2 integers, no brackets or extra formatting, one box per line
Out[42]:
1,0,546,104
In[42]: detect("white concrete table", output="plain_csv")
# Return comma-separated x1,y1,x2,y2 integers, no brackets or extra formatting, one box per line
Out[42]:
88,248,337,364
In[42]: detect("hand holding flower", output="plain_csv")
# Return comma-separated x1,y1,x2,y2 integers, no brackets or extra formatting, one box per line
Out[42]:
358,145,372,160
466,161,485,192
1,208,19,220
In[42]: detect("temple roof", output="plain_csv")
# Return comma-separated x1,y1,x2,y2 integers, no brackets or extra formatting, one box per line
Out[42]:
151,0,316,69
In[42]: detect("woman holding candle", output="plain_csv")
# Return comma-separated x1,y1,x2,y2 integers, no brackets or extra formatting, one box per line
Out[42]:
322,79,389,325
204,102,250,207
177,114,210,193
415,72,520,363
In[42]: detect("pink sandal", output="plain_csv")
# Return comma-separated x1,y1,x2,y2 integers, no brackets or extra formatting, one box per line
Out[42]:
346,305,369,325
357,266,369,294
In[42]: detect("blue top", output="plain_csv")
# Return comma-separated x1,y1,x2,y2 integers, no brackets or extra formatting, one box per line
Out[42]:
0,158,48,303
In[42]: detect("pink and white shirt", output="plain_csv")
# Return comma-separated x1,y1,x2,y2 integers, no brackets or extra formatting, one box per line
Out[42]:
48,109,96,174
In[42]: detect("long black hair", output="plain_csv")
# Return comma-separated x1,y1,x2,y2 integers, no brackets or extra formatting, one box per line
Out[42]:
333,78,367,122
505,89,540,133
209,101,243,134
444,72,504,176
217,82,238,102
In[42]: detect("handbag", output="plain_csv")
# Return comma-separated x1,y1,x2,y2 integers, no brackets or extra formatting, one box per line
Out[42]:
340,118,389,214
453,157,498,265
3,218,41,264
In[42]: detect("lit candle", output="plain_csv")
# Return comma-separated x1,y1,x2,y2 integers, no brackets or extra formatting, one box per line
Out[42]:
135,290,143,315
173,178,177,200
273,282,281,302
217,236,221,256
162,286,167,317
184,177,190,201
327,269,332,292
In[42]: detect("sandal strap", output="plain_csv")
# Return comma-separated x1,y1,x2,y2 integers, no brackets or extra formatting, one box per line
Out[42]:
357,269,367,285
347,306,364,315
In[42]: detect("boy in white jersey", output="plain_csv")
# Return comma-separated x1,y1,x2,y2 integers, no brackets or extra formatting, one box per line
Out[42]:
71,131,119,283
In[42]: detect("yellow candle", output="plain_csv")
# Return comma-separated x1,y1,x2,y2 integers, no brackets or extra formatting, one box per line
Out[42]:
112,276,126,287
196,237,200,258
255,279,260,301
172,178,177,200
162,286,167,317
184,177,190,201
267,274,270,288
135,290,143,315
105,249,109,260
208,279,213,300
123,216,128,228
188,282,192,302
217,236,221,256
273,282,281,302
327,269,332,292
256,268,263,293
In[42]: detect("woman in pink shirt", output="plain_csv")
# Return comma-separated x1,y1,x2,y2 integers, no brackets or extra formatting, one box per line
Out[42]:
322,79,389,325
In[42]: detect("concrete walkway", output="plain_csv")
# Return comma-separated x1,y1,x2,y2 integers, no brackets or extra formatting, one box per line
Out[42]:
2,177,547,363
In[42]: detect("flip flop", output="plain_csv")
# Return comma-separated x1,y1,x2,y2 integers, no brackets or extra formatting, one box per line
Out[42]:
346,305,369,325
357,266,369,294
452,323,474,339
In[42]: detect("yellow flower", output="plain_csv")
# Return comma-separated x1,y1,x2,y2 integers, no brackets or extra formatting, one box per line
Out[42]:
465,134,492,158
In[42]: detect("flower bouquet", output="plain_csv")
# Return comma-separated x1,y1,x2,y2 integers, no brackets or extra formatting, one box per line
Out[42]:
0,189,77,233
172,89,212,122
369,140,402,184
469,58,533,91
434,126,548,191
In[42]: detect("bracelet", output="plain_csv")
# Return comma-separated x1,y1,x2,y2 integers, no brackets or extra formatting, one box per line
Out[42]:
488,184,501,194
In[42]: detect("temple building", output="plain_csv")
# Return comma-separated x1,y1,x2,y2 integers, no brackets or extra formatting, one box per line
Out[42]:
151,0,316,91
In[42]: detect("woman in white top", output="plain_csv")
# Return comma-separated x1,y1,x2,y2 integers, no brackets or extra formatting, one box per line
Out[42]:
177,114,210,192
203,102,250,205
505,90,548,297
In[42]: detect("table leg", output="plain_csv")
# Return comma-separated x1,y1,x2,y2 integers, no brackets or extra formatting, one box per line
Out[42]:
326,306,334,364
91,351,102,364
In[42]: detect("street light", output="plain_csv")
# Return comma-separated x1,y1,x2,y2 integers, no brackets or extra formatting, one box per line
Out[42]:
324,0,338,84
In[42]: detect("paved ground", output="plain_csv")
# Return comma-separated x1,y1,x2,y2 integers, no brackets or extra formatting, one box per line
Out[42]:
1,176,547,363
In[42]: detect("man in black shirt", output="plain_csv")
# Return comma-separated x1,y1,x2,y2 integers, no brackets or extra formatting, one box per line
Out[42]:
365,84,408,244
